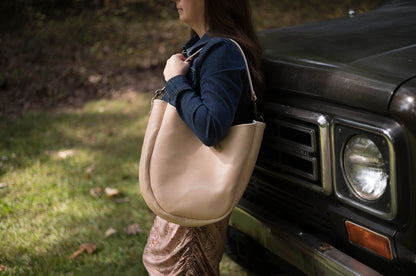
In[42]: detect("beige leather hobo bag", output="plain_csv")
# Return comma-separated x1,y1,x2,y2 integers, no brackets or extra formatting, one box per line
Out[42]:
139,39,265,227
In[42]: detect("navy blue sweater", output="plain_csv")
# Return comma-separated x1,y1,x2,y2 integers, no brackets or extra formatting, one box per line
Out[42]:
163,33,253,146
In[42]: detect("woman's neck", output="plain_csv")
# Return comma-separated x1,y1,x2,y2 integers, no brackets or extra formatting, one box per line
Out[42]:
191,22,208,38
194,28,206,39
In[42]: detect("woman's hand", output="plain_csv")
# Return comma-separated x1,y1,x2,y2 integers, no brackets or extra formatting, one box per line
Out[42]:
163,54,191,82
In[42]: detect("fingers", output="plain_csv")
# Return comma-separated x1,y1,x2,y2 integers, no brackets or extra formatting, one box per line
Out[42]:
176,53,187,61
168,54,187,63
163,54,191,82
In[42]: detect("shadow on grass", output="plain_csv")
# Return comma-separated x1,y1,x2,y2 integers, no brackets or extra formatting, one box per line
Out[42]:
0,94,160,274
0,93,247,275
0,94,149,176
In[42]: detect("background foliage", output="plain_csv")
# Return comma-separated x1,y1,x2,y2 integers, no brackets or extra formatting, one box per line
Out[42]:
0,0,384,116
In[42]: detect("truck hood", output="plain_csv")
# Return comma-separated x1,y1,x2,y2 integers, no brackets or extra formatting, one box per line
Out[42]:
260,2,416,113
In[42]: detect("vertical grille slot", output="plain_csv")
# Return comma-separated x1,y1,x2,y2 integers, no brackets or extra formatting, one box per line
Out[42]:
281,152,315,176
278,120,317,151
281,125,311,146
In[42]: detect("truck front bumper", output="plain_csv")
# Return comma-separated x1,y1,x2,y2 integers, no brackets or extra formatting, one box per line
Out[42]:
229,207,382,276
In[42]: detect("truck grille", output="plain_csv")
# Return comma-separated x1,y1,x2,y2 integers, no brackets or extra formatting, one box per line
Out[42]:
254,104,331,194
244,172,334,238
242,104,333,236
259,118,320,183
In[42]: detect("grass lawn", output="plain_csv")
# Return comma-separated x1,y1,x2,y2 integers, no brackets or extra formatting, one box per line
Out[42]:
0,93,247,275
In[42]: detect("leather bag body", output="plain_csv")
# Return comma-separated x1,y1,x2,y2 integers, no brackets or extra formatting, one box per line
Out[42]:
139,39,265,227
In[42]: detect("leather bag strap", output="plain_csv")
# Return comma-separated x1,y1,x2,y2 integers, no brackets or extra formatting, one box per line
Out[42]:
228,39,257,102
228,38,263,121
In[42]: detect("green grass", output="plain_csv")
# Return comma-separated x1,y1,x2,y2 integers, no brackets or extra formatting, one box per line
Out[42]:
0,93,247,275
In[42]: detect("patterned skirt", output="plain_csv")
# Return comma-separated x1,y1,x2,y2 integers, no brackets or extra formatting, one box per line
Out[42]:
142,216,229,276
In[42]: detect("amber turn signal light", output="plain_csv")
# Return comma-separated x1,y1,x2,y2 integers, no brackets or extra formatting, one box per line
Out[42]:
345,221,393,260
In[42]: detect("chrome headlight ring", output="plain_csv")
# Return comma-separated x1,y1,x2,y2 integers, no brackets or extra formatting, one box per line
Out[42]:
332,119,397,220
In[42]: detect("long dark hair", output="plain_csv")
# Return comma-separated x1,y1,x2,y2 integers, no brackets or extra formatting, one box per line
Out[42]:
203,0,264,97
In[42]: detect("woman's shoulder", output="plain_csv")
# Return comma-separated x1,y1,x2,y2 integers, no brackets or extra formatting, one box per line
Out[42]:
203,36,239,52
190,34,246,73
199,36,243,63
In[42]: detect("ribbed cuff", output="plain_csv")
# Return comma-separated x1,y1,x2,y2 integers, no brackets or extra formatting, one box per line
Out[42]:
164,75,193,107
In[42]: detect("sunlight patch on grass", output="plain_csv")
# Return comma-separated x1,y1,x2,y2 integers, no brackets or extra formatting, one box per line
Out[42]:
0,93,247,274
0,94,153,274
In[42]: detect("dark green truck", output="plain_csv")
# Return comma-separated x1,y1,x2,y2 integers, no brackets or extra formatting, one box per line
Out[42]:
226,1,416,275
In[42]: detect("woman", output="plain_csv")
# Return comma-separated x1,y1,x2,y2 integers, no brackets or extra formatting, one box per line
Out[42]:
142,0,263,274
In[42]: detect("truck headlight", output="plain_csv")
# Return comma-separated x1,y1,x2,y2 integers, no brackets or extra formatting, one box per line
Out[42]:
343,136,388,200
333,119,398,220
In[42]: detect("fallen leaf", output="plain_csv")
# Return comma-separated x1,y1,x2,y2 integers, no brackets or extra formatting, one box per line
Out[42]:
90,187,102,197
319,242,334,251
88,74,102,84
85,165,95,179
125,223,143,235
58,149,75,159
105,227,117,238
69,242,97,259
105,187,120,197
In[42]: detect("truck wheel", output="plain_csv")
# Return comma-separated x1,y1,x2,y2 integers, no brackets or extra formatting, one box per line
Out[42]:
225,226,282,275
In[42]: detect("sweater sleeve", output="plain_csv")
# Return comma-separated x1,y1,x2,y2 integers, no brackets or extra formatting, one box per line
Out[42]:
163,40,247,146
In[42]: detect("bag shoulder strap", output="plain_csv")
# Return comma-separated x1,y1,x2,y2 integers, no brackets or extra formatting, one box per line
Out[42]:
228,38,263,122
228,39,256,102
